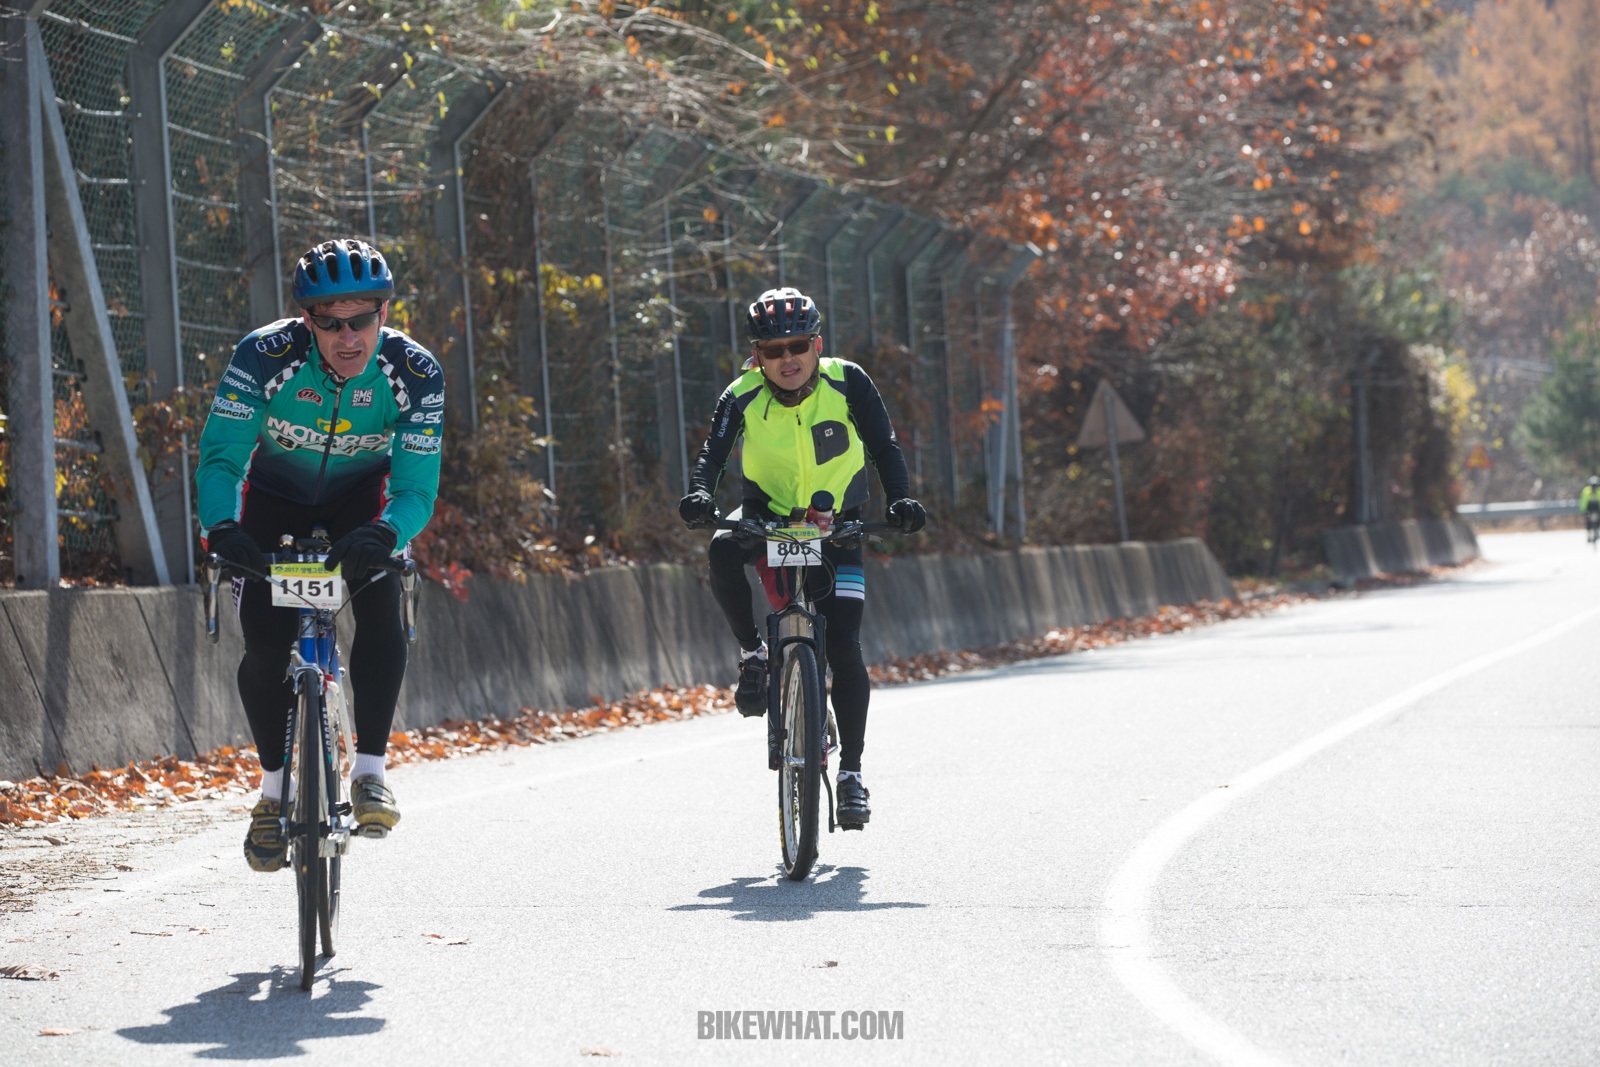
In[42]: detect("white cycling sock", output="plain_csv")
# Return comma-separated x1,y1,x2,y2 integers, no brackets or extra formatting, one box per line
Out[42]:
740,641,769,662
353,753,386,781
259,767,296,802
837,769,862,783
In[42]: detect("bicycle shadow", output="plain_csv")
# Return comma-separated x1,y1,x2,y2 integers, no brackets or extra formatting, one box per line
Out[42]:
116,967,385,1059
670,864,926,922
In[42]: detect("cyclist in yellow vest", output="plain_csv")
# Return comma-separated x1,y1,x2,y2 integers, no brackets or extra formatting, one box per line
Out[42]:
678,287,926,827
1582,476,1600,537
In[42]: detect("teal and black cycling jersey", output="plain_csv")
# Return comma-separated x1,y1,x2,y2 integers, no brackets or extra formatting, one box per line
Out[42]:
195,318,444,546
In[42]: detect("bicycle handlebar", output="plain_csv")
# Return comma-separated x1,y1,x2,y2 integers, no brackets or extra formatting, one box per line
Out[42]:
202,551,418,645
709,514,906,544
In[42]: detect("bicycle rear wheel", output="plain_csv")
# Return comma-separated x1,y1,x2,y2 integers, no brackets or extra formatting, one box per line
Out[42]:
294,683,323,991
778,643,824,881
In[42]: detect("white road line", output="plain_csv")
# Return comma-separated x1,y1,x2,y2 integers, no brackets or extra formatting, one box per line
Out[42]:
1101,603,1600,1067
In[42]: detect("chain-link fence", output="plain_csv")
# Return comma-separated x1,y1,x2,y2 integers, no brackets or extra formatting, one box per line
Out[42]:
2,1,1035,586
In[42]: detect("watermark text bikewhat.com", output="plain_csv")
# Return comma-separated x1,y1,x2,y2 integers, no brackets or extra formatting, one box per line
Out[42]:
698,1010,903,1041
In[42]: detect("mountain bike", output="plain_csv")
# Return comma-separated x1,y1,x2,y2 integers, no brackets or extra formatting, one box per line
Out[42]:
715,501,902,881
204,526,418,990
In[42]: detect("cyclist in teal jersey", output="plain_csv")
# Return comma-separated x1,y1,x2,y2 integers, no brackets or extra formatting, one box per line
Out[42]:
195,239,444,872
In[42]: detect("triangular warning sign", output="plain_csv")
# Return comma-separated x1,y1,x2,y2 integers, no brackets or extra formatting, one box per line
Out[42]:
1076,379,1146,448
1464,444,1492,470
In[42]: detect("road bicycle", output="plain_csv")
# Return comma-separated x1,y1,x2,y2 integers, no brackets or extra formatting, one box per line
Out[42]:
1587,510,1599,549
715,498,902,881
204,526,418,990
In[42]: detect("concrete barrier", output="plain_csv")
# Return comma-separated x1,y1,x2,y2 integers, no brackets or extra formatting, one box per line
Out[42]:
0,538,1235,779
1320,518,1480,585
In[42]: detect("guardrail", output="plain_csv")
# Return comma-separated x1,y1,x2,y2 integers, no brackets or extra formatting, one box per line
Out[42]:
1456,501,1578,520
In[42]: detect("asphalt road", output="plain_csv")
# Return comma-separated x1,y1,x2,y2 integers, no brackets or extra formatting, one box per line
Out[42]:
2,530,1597,1065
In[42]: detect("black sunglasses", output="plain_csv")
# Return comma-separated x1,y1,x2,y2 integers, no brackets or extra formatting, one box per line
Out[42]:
754,337,815,359
308,309,382,334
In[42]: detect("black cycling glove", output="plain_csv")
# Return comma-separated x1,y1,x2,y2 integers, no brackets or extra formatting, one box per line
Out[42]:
887,498,927,534
679,490,716,529
326,521,398,581
206,521,268,577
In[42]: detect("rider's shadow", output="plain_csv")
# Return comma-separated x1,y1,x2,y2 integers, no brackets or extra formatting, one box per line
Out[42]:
671,865,926,922
117,967,385,1059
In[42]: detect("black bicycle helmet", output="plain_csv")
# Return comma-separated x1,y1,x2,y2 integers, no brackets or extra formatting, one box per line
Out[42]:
292,239,395,309
746,287,822,341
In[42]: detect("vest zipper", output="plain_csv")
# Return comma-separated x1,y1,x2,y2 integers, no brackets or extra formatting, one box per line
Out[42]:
310,376,347,506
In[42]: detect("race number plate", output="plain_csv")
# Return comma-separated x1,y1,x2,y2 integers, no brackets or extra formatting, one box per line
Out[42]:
270,561,344,608
767,525,824,568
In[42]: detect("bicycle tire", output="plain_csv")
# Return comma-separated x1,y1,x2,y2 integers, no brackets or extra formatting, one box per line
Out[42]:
318,742,341,959
777,643,824,881
295,682,323,991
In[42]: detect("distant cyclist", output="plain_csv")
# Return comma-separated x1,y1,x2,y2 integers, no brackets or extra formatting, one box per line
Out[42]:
195,239,444,872
677,286,926,828
1582,476,1600,543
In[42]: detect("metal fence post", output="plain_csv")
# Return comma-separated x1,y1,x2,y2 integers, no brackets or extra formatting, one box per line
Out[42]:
662,193,688,494
600,166,627,519
813,202,860,358
992,244,1039,540
429,75,504,435
526,159,557,508
1,2,58,587
855,207,904,352
34,23,169,584
129,0,211,583
237,18,320,326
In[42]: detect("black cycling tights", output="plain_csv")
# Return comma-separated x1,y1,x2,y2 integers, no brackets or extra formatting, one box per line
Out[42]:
234,486,406,772
708,520,870,773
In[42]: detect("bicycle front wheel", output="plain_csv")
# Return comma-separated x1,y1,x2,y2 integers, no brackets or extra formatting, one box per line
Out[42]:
777,643,824,881
294,682,324,991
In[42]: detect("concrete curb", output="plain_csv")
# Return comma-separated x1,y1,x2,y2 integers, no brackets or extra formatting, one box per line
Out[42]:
1320,518,1480,585
0,539,1235,779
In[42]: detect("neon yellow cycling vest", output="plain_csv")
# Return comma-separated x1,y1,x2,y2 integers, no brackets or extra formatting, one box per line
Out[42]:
736,358,868,516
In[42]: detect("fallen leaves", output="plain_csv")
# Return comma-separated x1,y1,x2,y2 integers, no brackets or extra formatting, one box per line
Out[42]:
0,748,258,827
0,964,59,981
0,594,1309,829
422,932,470,946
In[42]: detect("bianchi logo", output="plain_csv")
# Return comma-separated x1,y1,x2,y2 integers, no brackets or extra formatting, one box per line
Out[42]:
210,395,254,420
400,430,442,455
266,416,389,456
351,388,374,408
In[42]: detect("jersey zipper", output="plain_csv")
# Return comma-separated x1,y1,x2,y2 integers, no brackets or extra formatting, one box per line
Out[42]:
310,374,347,506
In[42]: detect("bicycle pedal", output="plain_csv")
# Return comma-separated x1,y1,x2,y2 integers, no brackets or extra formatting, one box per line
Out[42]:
353,824,390,840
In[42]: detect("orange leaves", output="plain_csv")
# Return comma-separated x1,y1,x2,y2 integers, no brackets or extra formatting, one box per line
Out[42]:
0,750,260,826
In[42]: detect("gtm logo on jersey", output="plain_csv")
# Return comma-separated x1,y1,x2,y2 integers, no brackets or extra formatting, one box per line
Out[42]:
266,416,388,456
404,347,436,378
297,388,323,404
254,330,295,356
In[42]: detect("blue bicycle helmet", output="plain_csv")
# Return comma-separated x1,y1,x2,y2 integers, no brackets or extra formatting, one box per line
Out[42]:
291,239,395,309
746,287,822,341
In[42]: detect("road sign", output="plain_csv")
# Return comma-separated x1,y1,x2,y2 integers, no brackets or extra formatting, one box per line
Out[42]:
1076,380,1146,448
1464,445,1493,471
